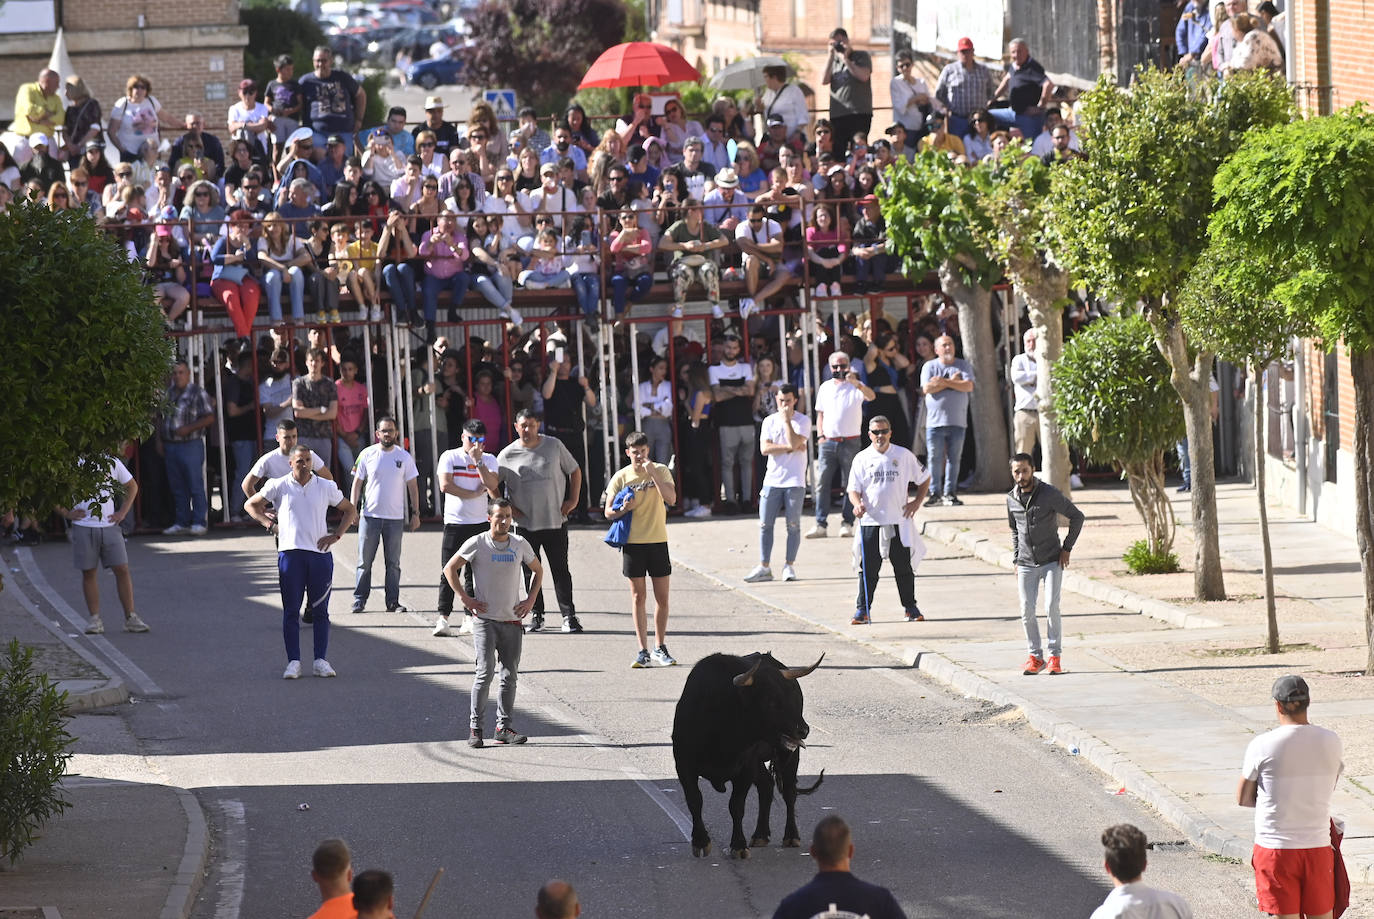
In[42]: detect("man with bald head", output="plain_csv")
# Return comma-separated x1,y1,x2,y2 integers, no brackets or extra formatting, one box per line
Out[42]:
11,68,64,139
535,880,580,919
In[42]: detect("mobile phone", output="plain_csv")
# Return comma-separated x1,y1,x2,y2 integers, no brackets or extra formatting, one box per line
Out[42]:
555,347,566,365
580,230,592,248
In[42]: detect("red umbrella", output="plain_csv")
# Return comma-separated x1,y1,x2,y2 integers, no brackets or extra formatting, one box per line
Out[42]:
579,42,701,89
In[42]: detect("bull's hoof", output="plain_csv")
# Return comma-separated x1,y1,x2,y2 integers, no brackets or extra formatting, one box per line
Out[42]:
692,842,711,857
728,846,751,860
782,836,802,848
750,835,770,847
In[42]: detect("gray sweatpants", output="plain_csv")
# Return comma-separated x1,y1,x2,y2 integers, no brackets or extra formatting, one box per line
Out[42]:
718,424,756,502
471,618,523,731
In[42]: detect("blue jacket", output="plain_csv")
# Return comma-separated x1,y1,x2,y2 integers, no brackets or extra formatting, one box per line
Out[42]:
1176,1,1212,56
604,486,637,548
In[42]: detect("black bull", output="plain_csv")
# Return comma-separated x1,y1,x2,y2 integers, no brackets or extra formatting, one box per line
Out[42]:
671,652,825,858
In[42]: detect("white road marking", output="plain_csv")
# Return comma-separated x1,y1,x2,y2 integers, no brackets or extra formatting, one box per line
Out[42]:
212,799,247,919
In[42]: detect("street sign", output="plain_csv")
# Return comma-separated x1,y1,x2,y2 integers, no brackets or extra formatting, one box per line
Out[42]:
484,89,517,120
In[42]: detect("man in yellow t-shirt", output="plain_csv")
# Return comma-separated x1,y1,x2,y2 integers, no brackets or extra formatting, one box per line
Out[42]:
604,431,678,669
11,69,64,139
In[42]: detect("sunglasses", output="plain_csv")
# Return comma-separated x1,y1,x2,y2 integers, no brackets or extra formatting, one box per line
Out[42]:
73,179,87,186
470,435,486,443
423,184,438,190
419,142,435,148
470,135,486,142
194,191,210,196
869,428,891,435
497,175,513,180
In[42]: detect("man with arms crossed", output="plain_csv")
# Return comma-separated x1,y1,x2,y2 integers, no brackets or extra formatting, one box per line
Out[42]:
1238,675,1344,919
246,445,357,679
444,498,543,747
604,431,678,668
433,419,499,637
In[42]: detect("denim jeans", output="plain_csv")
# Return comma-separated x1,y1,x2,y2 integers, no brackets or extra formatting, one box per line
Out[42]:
471,618,523,731
383,262,417,321
164,438,207,527
610,272,653,315
988,107,1045,142
229,440,257,516
422,271,471,322
854,254,887,290
814,437,860,525
472,271,513,310
643,416,674,465
353,515,404,609
571,271,600,320
1017,561,1063,657
926,425,967,497
263,266,306,320
759,486,803,565
1177,437,1191,488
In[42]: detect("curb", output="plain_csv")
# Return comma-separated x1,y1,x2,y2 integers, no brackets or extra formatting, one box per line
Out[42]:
161,787,210,919
918,519,1226,630
61,677,131,713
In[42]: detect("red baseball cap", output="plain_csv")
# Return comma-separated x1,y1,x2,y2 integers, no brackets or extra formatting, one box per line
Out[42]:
957,37,974,51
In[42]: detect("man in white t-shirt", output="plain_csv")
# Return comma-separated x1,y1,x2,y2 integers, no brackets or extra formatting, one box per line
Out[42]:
1089,824,1192,919
734,204,781,315
745,384,810,584
444,498,543,748
241,419,333,501
245,445,357,679
60,457,150,635
433,419,500,636
349,416,420,615
808,349,875,540
846,414,930,625
1238,675,1344,919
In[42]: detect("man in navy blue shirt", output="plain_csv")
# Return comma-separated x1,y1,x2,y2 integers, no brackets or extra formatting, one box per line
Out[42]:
1175,0,1213,74
772,816,907,919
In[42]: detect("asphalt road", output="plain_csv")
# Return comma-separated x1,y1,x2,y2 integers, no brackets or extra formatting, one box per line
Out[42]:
32,523,1260,919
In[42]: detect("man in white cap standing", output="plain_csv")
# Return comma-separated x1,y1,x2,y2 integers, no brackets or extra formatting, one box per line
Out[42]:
412,95,461,156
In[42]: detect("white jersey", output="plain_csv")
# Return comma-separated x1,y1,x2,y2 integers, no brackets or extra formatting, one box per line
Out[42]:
1089,882,1192,919
1241,722,1343,849
847,443,929,526
439,448,498,525
72,458,134,528
353,444,419,519
760,411,810,489
259,473,346,553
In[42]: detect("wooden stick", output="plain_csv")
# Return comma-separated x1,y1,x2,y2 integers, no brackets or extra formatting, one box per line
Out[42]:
413,866,444,919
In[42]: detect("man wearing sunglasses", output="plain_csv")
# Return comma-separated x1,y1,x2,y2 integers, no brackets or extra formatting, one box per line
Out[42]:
434,420,500,636
846,415,930,625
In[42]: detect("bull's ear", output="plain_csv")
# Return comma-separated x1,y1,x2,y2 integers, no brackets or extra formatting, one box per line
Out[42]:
733,658,764,687
780,653,824,680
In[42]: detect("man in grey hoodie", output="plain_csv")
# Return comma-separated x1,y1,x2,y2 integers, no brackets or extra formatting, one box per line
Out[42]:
1007,452,1084,675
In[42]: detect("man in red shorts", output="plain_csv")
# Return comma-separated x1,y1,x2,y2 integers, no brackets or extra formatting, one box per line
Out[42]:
1238,675,1343,919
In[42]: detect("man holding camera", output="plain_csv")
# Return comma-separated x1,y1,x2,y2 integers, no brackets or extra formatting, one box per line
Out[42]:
822,28,872,161
809,350,875,539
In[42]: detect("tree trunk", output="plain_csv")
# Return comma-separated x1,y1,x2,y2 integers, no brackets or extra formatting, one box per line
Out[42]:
1254,360,1279,654
1348,348,1374,676
1014,272,1071,495
1151,305,1227,600
1097,0,1118,80
1123,451,1175,554
939,260,1011,493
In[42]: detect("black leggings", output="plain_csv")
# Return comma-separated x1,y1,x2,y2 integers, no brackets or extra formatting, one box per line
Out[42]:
520,525,575,616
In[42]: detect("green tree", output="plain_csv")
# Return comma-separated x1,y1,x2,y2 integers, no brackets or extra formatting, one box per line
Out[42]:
0,640,76,865
1052,314,1185,560
1047,67,1293,601
1205,106,1374,673
974,154,1072,493
0,202,173,519
882,152,1010,491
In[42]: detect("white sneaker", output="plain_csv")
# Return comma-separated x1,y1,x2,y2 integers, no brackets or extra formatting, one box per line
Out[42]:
743,565,773,583
829,282,842,297
458,615,473,634
522,278,547,290
839,523,854,538
711,303,724,319
671,305,683,318
739,297,754,318
283,660,302,680
432,615,453,637
312,658,337,678
507,306,524,327
805,524,827,539
84,615,105,635
163,524,188,535
781,564,798,581
189,524,208,536
684,505,711,518
1070,473,1084,489
369,305,383,322
123,612,150,633
815,282,828,298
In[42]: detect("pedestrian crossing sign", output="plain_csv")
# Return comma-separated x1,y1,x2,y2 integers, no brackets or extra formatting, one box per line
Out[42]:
484,89,517,119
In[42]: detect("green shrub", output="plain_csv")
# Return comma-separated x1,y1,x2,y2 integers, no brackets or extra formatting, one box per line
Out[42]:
0,639,75,865
1123,539,1181,575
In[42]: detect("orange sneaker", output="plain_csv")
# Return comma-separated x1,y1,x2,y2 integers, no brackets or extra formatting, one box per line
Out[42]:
1023,655,1047,675
1047,656,1063,675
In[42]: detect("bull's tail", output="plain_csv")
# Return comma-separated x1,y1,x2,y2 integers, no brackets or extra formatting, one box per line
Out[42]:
797,769,825,795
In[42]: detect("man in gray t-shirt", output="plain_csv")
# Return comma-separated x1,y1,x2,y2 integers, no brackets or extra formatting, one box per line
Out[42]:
824,27,873,160
496,408,583,634
919,335,976,505
444,498,542,747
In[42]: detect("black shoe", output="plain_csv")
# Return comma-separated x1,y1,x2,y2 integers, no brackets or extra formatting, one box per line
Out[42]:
301,609,314,624
495,725,528,744
722,500,740,516
468,728,484,748
561,615,584,633
945,495,963,506
904,606,925,622
926,495,946,507
525,612,544,633
1176,483,1191,492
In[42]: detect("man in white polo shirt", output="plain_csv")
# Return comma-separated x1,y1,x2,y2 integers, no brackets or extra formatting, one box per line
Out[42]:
433,419,500,637
61,455,150,635
241,419,334,500
246,445,357,679
349,416,420,615
847,414,930,625
808,349,874,539
745,384,810,584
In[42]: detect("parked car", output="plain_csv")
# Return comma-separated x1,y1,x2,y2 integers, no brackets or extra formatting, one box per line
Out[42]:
407,51,464,89
371,24,463,64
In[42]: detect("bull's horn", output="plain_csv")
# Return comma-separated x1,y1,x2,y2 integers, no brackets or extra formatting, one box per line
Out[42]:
780,653,825,680
733,658,764,687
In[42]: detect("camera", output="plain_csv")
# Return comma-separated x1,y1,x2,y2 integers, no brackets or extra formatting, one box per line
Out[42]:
832,367,847,380
831,40,844,52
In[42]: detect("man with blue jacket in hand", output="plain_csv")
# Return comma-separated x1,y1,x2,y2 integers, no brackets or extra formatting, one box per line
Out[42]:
1007,452,1084,676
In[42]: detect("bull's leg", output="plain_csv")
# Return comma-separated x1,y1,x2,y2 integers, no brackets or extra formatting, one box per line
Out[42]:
677,766,712,857
778,754,803,847
750,766,775,847
726,773,752,859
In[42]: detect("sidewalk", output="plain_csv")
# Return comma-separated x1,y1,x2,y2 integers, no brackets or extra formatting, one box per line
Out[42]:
0,546,204,919
666,478,1374,886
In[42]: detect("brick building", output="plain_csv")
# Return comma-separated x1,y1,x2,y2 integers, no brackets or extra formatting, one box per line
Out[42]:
1,0,249,146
